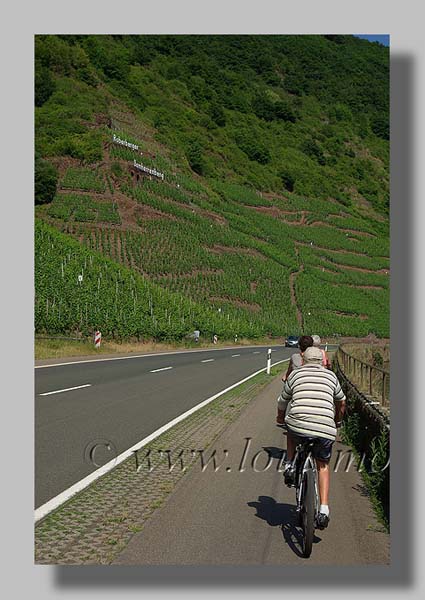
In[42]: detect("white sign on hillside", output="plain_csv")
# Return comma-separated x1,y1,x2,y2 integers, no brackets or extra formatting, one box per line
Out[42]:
133,159,164,181
113,133,139,151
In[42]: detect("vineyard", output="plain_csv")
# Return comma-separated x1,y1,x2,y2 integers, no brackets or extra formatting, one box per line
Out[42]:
35,35,389,341
36,137,389,339
35,219,263,340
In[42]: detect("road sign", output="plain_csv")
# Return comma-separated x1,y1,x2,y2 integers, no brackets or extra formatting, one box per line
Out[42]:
94,330,102,348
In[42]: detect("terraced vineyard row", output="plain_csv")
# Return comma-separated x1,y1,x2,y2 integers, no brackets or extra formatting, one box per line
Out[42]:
61,167,106,192
48,193,121,225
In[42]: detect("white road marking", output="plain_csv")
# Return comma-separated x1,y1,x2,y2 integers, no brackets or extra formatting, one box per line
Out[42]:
201,359,215,363
34,357,290,523
39,384,91,396
231,354,240,357
253,351,260,354
150,366,173,373
35,345,286,369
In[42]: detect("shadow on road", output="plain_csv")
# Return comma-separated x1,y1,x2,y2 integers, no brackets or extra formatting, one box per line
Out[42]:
247,495,322,558
262,446,285,460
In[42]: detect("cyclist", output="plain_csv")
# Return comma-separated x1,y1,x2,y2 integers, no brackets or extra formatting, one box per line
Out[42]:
277,335,314,480
280,346,346,529
282,335,314,382
277,335,313,423
312,334,331,369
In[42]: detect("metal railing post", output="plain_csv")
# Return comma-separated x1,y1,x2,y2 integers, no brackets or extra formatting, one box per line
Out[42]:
382,372,386,406
369,365,373,395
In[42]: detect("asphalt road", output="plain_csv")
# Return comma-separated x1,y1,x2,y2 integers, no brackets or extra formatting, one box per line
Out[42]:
115,375,390,565
35,345,293,508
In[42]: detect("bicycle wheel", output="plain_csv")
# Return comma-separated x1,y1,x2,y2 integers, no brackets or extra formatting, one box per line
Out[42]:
301,468,315,558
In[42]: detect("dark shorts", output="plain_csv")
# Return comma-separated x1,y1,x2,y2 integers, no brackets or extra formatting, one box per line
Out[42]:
288,431,334,463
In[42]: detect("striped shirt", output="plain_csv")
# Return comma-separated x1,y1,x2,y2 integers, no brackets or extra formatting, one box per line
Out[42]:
281,363,346,441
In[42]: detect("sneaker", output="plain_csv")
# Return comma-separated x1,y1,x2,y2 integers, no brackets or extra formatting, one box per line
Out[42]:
316,512,330,530
283,462,295,487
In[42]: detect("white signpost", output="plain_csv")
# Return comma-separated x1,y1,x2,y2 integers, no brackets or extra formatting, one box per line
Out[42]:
267,348,272,375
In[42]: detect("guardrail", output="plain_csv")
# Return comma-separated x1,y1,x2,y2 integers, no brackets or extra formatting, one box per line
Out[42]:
35,335,87,342
336,345,390,408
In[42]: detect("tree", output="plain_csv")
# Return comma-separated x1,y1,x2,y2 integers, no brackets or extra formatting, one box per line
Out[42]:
236,132,271,165
35,63,55,107
207,99,226,127
252,93,275,121
301,137,326,165
274,99,297,123
187,139,205,175
280,169,295,192
35,157,58,205
371,114,389,140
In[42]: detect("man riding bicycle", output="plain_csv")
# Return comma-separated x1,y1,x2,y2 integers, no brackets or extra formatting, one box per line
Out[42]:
279,346,346,529
312,334,331,369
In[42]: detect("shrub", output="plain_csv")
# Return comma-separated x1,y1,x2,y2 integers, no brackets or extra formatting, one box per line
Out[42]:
235,132,271,165
111,162,124,178
372,351,384,368
35,157,58,205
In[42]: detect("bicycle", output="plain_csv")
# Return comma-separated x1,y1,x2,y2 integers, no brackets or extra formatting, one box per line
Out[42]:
286,439,320,558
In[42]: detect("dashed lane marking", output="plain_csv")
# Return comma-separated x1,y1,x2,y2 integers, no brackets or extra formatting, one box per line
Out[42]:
39,384,92,396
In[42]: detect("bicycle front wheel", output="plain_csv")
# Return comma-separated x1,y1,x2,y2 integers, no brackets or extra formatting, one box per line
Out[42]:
301,468,315,558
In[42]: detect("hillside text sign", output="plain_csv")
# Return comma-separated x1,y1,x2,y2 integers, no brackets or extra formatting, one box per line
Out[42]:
113,133,139,151
133,159,165,180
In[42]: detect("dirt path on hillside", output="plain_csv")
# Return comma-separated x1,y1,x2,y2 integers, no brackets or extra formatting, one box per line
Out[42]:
295,240,387,259
252,206,309,225
294,241,389,274
308,220,376,238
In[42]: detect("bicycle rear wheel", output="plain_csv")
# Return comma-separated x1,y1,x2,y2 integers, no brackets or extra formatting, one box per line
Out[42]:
301,468,315,558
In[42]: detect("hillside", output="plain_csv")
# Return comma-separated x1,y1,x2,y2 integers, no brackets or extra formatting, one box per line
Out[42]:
35,35,389,340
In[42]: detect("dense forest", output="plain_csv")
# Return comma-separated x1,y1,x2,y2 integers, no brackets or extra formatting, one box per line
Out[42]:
35,35,389,340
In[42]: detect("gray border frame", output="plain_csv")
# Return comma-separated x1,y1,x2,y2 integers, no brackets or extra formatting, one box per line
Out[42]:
3,0,424,596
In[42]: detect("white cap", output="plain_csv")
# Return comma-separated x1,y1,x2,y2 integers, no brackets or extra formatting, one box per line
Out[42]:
312,335,321,347
303,346,323,363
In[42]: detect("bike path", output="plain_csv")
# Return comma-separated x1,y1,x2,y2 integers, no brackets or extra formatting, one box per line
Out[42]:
115,375,390,565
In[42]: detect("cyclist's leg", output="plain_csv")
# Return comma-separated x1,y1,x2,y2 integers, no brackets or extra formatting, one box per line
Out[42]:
286,431,296,462
317,460,330,505
312,438,333,527
283,428,300,486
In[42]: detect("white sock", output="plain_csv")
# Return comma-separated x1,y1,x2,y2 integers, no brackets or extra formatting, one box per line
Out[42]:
320,504,329,516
